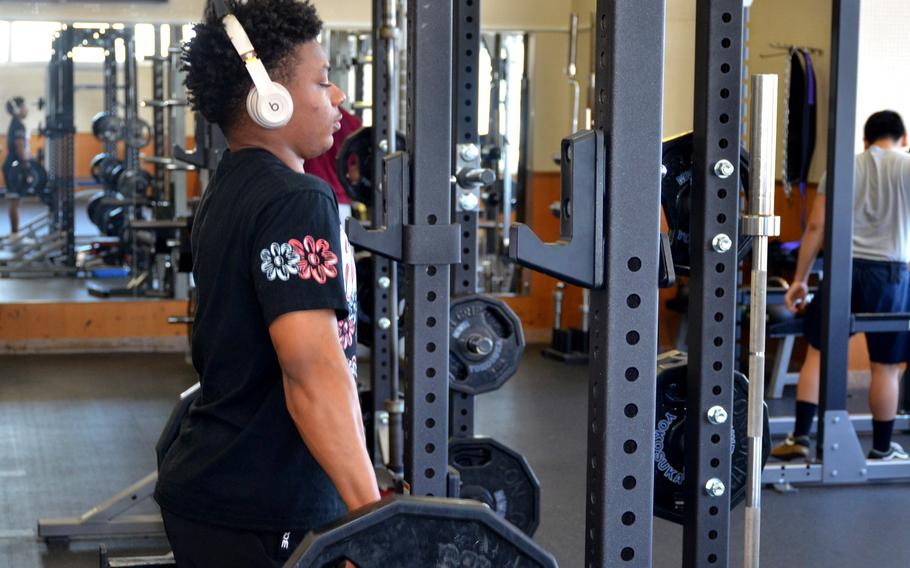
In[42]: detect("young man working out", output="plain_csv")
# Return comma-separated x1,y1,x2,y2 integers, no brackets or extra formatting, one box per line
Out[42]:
773,110,910,462
154,1,379,565
2,96,29,235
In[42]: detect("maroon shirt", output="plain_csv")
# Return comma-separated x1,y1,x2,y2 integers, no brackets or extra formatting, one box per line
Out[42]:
304,107,362,205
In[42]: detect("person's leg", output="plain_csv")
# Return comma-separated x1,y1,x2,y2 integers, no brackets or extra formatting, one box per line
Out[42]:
869,362,903,455
771,346,820,460
860,261,910,459
771,280,827,461
795,345,821,405
9,197,19,234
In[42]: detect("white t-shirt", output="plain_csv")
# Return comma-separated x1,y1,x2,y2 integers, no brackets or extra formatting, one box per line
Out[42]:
817,146,910,262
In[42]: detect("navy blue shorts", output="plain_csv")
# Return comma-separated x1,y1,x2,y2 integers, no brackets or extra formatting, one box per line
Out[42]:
2,162,21,199
804,258,910,364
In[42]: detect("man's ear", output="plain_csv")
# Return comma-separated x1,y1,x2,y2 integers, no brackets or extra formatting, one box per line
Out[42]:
902,133,908,148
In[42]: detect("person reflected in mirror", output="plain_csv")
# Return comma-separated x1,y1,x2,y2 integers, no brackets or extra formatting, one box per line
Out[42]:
774,111,910,462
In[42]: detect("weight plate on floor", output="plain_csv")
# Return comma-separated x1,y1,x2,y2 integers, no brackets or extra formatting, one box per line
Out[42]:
448,436,541,537
652,350,771,524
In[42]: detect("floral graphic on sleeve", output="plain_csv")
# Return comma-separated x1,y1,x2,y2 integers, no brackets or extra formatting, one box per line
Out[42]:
290,236,338,284
337,295,357,349
259,243,300,282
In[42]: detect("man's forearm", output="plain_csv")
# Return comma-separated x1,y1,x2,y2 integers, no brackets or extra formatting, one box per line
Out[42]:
793,228,823,284
283,366,380,512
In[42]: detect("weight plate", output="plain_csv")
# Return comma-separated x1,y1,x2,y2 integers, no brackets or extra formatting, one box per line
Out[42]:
288,496,557,568
87,192,106,227
661,131,752,275
91,111,124,143
335,126,407,207
90,153,109,183
126,120,152,148
117,169,153,197
448,436,541,537
652,350,771,524
8,159,48,196
449,294,524,395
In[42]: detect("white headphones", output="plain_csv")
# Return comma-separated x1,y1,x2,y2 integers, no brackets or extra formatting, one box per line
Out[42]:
214,0,293,129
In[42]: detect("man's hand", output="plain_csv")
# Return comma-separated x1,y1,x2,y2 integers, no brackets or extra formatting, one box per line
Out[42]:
784,281,809,314
270,309,380,512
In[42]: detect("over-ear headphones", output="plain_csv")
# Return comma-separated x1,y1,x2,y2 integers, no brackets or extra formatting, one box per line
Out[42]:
213,0,294,129
6,97,24,116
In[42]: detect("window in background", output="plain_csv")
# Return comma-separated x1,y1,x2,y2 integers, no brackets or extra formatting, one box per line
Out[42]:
72,46,106,64
477,34,526,178
856,0,910,153
0,22,9,63
182,24,196,43
10,21,61,63
134,23,156,61
503,34,526,178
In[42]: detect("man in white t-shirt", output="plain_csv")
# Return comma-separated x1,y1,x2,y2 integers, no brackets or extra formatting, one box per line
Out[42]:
773,110,910,461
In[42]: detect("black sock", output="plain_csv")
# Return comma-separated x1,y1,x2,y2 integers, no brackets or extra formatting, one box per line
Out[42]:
872,420,895,453
793,401,818,439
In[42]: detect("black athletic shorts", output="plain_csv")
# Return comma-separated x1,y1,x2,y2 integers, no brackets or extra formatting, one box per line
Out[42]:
803,258,910,364
161,507,309,568
2,162,21,199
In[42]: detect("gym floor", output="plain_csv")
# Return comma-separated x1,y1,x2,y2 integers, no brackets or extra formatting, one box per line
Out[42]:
2,348,910,567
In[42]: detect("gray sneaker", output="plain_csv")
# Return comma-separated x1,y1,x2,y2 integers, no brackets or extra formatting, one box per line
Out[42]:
868,442,910,460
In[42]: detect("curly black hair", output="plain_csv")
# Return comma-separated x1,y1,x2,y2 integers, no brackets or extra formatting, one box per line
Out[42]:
182,0,323,133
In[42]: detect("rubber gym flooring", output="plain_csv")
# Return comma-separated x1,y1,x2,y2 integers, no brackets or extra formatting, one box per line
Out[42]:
2,348,910,567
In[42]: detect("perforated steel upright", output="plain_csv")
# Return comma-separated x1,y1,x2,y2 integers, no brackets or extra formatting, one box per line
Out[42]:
402,0,455,496
683,1,744,565
151,25,167,203
449,0,482,439
817,0,860,458
586,1,664,565
368,0,398,468
53,28,76,268
102,35,118,158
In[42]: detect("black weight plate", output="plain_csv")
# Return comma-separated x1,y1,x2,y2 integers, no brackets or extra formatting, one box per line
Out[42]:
335,126,407,207
449,436,541,537
126,120,152,148
449,294,525,395
87,192,106,227
287,496,557,568
98,157,124,189
661,131,752,275
8,160,48,196
117,169,153,197
91,111,124,143
91,111,108,140
90,153,109,183
652,350,771,524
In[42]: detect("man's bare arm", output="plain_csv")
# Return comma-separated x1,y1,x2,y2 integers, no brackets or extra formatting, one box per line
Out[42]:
792,194,826,285
270,309,379,512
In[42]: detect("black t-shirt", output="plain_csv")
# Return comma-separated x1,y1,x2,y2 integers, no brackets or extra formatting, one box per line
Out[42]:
155,148,358,533
3,117,26,169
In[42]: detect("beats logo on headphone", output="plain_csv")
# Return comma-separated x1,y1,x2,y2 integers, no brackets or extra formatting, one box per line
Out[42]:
214,0,293,129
